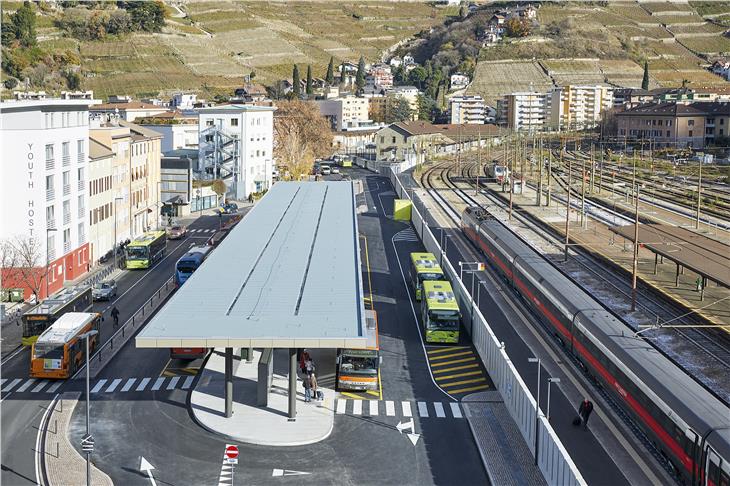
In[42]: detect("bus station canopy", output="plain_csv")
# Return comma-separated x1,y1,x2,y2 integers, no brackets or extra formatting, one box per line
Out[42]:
136,181,367,349
609,223,730,288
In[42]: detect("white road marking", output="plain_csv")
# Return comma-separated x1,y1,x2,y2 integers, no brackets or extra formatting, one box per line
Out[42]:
0,379,6,386
31,381,48,393
46,381,64,393
121,378,136,392
136,377,151,391
181,376,195,390
450,402,463,418
352,400,362,415
336,399,346,414
369,400,378,416
105,378,122,393
151,377,165,391
418,401,429,417
2,378,22,392
91,379,107,393
385,400,395,416
166,376,180,390
434,402,446,418
17,379,36,392
402,401,412,417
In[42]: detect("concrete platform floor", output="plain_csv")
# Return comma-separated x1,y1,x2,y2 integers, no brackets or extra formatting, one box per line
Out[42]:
190,348,335,446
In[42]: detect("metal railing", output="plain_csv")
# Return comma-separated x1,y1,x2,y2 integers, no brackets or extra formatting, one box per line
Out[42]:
77,153,85,164
78,180,84,191
46,189,55,201
78,232,86,244
46,158,54,170
63,240,71,253
62,155,70,166
78,206,85,219
63,212,71,225
47,218,56,230
63,184,70,196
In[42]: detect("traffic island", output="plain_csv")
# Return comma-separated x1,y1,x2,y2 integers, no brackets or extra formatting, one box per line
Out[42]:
190,348,335,446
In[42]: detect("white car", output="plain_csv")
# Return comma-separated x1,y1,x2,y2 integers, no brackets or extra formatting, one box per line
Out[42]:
331,166,340,174
320,165,331,175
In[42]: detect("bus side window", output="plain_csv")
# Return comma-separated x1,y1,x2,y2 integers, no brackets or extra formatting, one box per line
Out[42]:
720,470,729,486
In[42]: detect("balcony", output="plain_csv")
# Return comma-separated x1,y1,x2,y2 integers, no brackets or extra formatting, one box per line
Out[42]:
78,232,86,245
78,180,84,191
48,248,56,260
63,240,71,253
46,189,55,201
47,219,56,230
46,158,55,170
63,184,70,196
63,212,71,225
62,155,70,166
77,152,85,164
78,206,85,219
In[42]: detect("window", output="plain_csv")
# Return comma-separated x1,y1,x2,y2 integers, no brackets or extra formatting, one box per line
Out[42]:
392,136,396,143
231,118,239,126
46,205,55,224
256,150,260,157
658,120,662,126
688,119,695,126
78,139,84,154
666,130,670,137
63,228,70,244
721,118,725,125
45,144,54,160
62,142,70,157
78,194,84,209
667,120,672,127
380,136,384,143
688,130,693,137
46,175,54,191
77,167,84,182
721,129,725,136
63,171,70,186
63,200,70,218
262,150,266,157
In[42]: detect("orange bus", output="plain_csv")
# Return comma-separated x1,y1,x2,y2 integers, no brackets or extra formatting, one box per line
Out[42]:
30,312,101,379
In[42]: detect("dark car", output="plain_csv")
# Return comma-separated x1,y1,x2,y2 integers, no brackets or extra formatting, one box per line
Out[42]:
92,280,117,301
224,202,238,213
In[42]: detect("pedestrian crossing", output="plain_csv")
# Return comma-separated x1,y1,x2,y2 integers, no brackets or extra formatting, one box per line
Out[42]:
426,346,492,398
393,228,420,243
335,398,465,420
0,375,196,395
188,228,216,234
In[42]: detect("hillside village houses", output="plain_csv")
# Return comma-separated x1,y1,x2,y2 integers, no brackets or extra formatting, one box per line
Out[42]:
450,73,471,91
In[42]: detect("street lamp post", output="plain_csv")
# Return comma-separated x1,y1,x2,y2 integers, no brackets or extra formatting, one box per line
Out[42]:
113,197,123,271
546,377,560,421
80,329,99,486
528,357,541,466
45,227,57,299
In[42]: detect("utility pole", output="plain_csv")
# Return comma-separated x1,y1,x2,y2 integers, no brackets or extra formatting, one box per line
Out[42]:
509,136,514,221
564,147,571,263
537,136,543,206
631,184,640,311
581,155,586,228
546,144,552,206
696,156,702,229
475,127,481,196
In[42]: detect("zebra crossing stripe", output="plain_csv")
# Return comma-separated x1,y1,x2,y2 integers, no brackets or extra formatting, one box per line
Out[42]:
434,402,446,418
2,378,22,392
181,376,195,390
418,401,429,417
135,377,151,391
17,379,36,392
31,381,48,393
151,377,165,391
105,379,122,393
352,400,362,415
91,379,107,393
450,402,463,419
46,381,64,393
121,378,136,392
369,400,378,416
166,376,180,390
385,400,395,416
402,401,412,417
336,399,346,414
0,379,6,386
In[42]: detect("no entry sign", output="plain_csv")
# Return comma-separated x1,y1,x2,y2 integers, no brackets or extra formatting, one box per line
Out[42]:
225,445,239,460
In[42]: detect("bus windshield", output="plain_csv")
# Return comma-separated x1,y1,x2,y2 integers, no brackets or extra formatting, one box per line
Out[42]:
340,354,378,374
177,262,197,274
126,246,148,260
419,272,444,282
34,343,64,359
427,310,460,330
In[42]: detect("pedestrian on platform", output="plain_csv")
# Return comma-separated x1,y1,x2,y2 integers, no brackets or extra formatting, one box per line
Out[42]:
303,372,312,402
578,398,594,429
305,359,319,399
300,349,311,374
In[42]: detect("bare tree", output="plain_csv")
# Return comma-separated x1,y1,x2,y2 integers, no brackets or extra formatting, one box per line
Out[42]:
274,100,333,181
0,240,19,301
8,236,45,302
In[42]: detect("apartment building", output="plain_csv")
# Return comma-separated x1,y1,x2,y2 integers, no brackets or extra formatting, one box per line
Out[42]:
316,96,370,131
198,105,275,200
0,98,98,300
549,85,613,130
498,91,551,132
449,95,487,124
87,136,115,262
138,110,199,153
365,63,394,93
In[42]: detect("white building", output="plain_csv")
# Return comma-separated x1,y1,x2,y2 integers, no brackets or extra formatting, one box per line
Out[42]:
138,111,199,152
450,73,471,91
450,95,487,124
171,93,197,110
316,96,371,131
498,91,551,132
87,136,115,262
197,105,275,200
0,98,99,300
90,101,169,122
549,85,613,131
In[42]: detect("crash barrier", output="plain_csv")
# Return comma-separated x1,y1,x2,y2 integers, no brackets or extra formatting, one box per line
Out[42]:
388,167,586,486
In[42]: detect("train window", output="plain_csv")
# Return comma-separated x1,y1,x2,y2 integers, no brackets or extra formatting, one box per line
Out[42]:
708,461,719,484
719,470,729,486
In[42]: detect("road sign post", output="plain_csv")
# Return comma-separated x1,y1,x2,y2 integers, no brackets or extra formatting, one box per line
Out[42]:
225,444,239,465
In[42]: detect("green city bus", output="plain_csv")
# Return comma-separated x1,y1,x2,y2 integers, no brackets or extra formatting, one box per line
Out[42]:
421,280,460,344
125,230,167,269
410,252,445,301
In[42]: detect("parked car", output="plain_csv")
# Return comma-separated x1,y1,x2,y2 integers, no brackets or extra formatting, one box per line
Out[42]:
92,280,117,301
320,165,332,175
331,166,340,174
166,225,187,239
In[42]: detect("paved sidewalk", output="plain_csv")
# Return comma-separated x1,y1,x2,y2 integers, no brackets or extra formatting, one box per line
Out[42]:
463,391,546,486
44,392,113,486
190,348,335,446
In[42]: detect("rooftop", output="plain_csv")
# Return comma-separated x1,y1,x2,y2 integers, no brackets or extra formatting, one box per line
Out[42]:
196,104,276,113
37,312,97,345
388,121,501,140
91,101,169,111
136,181,367,349
618,101,730,117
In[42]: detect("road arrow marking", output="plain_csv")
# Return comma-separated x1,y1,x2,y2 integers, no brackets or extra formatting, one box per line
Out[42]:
407,433,421,446
396,418,414,434
140,457,157,486
272,469,311,477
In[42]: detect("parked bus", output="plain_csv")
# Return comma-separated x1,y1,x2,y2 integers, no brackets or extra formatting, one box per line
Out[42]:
170,246,212,360
409,252,445,301
421,281,460,344
174,246,211,287
336,309,379,391
30,312,101,379
21,285,93,346
125,230,167,269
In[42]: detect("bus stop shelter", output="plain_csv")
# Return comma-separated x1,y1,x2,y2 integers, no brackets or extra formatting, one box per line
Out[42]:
136,181,367,419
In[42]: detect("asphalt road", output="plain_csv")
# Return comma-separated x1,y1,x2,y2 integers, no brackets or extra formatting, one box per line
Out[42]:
63,170,489,486
0,214,233,486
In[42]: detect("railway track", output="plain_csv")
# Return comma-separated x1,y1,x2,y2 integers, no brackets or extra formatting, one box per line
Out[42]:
416,157,730,406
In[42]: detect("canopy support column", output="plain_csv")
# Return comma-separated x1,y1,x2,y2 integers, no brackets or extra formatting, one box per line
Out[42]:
675,263,680,287
225,347,233,418
654,253,658,275
288,348,297,421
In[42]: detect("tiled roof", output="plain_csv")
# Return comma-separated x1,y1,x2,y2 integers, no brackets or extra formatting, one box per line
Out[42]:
88,137,114,160
619,101,730,116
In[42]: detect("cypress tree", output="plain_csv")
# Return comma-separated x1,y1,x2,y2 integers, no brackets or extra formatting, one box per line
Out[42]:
641,61,649,90
356,56,366,91
306,64,313,95
325,57,334,85
292,64,301,97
